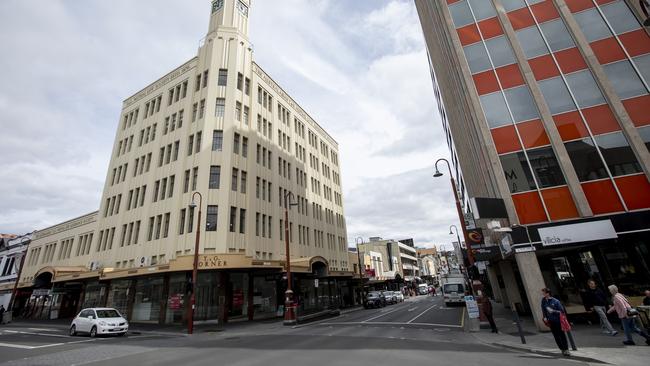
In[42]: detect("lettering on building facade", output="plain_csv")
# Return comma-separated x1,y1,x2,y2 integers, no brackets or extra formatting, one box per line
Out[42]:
123,58,197,108
34,212,98,240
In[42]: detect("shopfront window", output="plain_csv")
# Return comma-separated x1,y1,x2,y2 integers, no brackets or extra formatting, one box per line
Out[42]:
106,280,131,318
252,276,278,319
132,276,164,323
229,273,248,318
195,272,219,321
82,282,106,309
165,274,187,324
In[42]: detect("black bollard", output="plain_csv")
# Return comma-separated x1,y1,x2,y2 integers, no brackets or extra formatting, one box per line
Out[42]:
511,304,526,344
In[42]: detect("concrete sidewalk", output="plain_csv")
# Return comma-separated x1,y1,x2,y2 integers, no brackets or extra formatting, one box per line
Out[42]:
471,302,649,366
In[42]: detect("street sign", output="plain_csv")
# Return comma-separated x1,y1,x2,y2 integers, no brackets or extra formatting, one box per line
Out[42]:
465,295,480,319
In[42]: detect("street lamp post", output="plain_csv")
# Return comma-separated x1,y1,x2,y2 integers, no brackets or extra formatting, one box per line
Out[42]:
355,237,365,303
449,224,464,267
187,191,203,335
434,158,475,267
283,191,299,325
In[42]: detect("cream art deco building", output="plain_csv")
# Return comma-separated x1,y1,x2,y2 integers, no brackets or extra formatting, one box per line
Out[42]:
17,0,350,324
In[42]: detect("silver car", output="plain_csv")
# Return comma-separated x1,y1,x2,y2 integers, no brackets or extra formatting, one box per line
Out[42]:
70,308,129,337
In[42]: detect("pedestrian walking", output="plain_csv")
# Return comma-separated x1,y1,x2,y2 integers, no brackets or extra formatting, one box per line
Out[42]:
607,285,650,346
478,290,498,333
541,288,571,357
0,305,5,324
584,280,617,336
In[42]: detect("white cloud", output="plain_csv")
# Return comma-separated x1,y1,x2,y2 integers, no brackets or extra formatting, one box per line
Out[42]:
0,0,459,248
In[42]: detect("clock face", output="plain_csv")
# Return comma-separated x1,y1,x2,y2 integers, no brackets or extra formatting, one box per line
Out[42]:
211,0,223,13
237,0,249,17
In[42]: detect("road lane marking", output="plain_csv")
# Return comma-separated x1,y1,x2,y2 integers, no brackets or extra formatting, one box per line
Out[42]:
407,307,418,312
361,307,404,322
320,321,463,328
406,304,438,324
28,328,57,332
3,330,70,338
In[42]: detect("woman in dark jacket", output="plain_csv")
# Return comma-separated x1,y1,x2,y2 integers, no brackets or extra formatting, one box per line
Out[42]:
541,288,570,356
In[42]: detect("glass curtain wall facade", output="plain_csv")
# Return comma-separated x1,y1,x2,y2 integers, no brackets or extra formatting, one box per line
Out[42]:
447,0,650,224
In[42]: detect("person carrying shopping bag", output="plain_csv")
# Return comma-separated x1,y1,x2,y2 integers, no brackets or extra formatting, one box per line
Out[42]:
607,285,650,346
541,288,571,356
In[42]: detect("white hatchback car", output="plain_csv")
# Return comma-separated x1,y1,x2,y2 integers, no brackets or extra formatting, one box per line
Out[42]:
70,308,129,337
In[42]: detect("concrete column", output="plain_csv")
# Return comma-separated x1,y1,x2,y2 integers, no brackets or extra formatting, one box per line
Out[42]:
486,265,503,303
514,251,547,331
498,260,522,309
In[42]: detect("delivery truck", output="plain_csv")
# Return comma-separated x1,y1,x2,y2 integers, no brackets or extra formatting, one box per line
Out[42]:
441,273,467,306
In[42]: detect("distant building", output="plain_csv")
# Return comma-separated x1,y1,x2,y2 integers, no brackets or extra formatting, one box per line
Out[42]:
0,233,32,310
358,237,420,286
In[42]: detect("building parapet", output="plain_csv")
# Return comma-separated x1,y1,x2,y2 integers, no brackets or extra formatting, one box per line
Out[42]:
122,57,198,109
252,62,338,147
32,212,98,241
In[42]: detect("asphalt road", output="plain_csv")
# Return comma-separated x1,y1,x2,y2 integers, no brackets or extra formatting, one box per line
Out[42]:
0,296,593,366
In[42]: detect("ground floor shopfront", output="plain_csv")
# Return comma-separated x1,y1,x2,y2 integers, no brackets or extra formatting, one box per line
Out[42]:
485,212,650,330
15,254,358,324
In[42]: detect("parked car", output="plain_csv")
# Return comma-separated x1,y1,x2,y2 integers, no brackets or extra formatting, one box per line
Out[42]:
70,308,129,337
364,291,386,309
394,291,405,303
383,291,398,304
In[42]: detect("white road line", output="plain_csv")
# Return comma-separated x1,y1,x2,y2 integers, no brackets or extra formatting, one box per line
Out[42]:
3,330,70,338
28,328,57,332
361,307,404,323
320,321,463,328
0,338,99,349
406,304,438,324
407,307,418,312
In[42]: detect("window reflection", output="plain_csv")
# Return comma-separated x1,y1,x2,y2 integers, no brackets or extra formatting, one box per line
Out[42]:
500,152,537,193
527,147,566,188
594,132,642,176
565,138,608,181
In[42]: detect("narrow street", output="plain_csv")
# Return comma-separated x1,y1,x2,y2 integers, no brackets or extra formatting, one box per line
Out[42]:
0,296,594,366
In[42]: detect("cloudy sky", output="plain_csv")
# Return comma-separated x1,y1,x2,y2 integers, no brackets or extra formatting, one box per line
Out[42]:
0,0,458,249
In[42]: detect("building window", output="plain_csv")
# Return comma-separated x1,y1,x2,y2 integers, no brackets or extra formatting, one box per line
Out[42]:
539,19,574,53
244,78,250,95
192,167,198,190
212,130,223,151
206,205,218,231
639,126,650,152
218,69,228,86
564,70,605,108
237,72,243,90
179,209,186,235
233,133,240,154
195,131,202,153
449,0,473,28
255,212,260,236
188,207,195,233
467,0,496,21
163,213,170,238
503,86,539,123
209,165,221,189
602,60,647,100
242,137,248,157
515,26,547,60
601,0,641,35
199,99,205,119
237,172,245,195
500,152,537,193
215,98,226,117
538,77,576,115
229,206,237,232
479,91,512,128
595,132,642,176
485,36,515,68
527,147,566,188
565,138,608,181
573,8,612,43
235,101,242,121
243,105,249,125
232,168,238,191
239,208,246,233
463,42,491,74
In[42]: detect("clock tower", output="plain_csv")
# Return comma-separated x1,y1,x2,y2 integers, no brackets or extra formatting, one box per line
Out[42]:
207,0,250,38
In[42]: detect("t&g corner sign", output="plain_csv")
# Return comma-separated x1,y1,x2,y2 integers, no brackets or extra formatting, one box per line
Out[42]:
538,220,617,246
